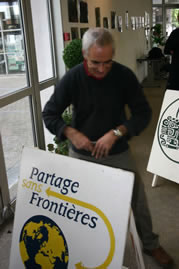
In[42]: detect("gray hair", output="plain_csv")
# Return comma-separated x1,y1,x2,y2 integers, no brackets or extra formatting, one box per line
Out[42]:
82,28,115,57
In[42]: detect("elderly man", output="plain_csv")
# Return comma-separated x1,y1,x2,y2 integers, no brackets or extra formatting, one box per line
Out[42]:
43,28,173,268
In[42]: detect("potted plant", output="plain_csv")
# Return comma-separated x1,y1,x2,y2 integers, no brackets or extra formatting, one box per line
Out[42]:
151,24,165,47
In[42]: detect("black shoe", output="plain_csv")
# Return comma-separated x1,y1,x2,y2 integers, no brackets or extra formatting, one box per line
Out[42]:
143,246,174,268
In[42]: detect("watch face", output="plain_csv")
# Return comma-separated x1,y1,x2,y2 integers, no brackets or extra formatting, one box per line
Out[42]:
113,129,122,137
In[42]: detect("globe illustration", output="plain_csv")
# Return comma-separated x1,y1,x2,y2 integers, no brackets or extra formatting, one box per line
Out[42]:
19,215,69,268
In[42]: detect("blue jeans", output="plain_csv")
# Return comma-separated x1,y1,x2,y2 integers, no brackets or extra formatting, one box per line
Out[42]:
69,148,159,250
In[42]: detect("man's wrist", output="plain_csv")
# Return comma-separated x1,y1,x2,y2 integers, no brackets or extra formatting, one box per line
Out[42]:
112,125,127,138
113,128,123,137
63,126,77,139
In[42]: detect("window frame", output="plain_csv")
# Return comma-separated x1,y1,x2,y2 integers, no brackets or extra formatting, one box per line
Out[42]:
152,0,179,38
0,0,65,219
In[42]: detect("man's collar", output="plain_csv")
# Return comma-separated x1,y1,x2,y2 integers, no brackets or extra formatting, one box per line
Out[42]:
83,60,103,80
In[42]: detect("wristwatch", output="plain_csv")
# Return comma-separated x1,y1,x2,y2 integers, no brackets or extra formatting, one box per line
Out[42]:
113,128,123,137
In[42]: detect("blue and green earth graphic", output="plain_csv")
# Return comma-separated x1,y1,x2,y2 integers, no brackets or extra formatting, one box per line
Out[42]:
19,215,69,268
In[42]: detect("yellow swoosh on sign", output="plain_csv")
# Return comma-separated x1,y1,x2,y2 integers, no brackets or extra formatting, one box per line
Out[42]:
46,187,115,269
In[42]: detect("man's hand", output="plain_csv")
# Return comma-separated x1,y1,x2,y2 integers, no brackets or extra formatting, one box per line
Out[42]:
92,130,118,159
64,126,94,152
92,125,127,159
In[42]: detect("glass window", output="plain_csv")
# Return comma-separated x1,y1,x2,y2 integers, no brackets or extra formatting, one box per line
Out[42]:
0,73,27,96
0,1,28,94
153,0,162,4
166,8,179,36
165,0,179,3
0,97,35,201
40,86,55,148
30,0,54,82
152,7,163,25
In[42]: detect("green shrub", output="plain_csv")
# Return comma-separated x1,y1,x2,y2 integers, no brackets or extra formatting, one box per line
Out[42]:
47,110,72,155
63,39,83,69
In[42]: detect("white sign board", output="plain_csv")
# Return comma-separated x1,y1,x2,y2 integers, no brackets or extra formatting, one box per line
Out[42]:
9,147,134,269
147,90,179,183
129,211,145,269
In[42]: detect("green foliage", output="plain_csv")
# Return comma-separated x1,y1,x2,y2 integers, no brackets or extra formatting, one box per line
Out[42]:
63,39,84,69
47,109,72,155
151,24,165,46
172,10,179,28
47,137,69,156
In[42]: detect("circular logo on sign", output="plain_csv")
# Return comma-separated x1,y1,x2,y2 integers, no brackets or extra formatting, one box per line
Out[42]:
19,215,69,268
157,98,179,164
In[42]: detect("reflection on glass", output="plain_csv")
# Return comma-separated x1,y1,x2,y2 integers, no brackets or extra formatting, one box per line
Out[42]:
4,31,23,51
0,1,28,94
40,86,54,148
0,54,5,73
0,1,24,72
0,32,3,51
30,0,54,82
0,97,34,201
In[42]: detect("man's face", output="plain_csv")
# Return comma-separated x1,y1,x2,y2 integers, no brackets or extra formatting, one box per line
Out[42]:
84,44,113,79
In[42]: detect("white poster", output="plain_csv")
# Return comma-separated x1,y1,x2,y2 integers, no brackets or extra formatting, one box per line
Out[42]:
147,90,179,183
117,16,123,32
9,147,134,269
129,211,145,269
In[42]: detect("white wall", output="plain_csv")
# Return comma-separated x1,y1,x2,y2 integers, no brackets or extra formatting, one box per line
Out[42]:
60,0,152,82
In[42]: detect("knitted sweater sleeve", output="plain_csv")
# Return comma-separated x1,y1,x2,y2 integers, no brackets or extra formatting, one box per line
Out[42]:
42,72,73,141
122,68,152,137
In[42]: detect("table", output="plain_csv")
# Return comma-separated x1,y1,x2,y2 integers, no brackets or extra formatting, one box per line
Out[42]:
137,57,166,88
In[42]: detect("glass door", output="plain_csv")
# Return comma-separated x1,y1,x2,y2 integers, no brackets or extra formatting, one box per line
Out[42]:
165,8,179,37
